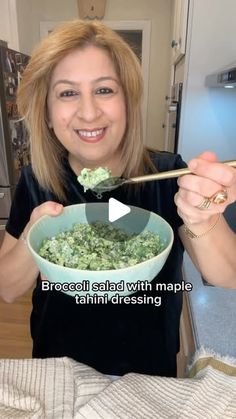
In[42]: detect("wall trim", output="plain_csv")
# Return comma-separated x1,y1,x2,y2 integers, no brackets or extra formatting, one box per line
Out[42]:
7,0,19,50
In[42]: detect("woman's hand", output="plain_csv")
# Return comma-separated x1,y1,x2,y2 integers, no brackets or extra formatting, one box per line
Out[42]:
175,151,236,230
24,201,64,235
0,201,64,302
25,201,64,284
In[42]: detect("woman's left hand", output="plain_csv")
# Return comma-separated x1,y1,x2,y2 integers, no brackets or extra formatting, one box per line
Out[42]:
175,151,236,229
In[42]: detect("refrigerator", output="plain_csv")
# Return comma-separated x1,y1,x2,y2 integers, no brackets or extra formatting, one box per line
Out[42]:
0,42,30,246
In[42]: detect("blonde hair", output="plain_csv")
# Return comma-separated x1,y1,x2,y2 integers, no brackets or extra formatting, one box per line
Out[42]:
17,19,155,200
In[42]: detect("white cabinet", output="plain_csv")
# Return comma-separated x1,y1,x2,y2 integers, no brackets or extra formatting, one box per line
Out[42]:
171,0,189,64
0,0,19,50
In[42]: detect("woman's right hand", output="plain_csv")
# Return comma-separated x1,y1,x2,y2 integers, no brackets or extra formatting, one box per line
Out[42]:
27,202,64,284
25,201,64,234
0,201,64,302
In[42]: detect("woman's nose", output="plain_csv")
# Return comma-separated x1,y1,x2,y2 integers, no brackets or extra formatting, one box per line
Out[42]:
76,95,101,122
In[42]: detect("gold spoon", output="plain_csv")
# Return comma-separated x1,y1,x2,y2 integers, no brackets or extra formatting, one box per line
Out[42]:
92,159,236,195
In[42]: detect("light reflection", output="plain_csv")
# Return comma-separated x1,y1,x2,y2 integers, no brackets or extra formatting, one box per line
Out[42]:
196,291,208,306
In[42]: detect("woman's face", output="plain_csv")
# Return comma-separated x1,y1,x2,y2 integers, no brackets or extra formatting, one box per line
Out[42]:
47,45,126,172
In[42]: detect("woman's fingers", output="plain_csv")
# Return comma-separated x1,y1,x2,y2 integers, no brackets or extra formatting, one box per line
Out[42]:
192,150,218,163
177,174,223,198
188,157,236,188
175,187,227,216
174,192,212,225
175,152,236,229
177,156,236,217
30,201,64,224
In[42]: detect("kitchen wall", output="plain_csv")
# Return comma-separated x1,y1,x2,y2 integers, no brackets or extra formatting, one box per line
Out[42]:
15,0,78,54
14,0,173,150
178,0,236,163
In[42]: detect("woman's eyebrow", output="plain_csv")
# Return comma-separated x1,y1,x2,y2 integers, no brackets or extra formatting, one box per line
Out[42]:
95,76,119,84
52,79,78,89
52,76,119,89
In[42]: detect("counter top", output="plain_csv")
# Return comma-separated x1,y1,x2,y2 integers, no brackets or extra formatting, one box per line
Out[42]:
183,253,236,357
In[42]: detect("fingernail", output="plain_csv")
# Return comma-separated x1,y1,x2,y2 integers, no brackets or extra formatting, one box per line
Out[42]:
189,159,198,170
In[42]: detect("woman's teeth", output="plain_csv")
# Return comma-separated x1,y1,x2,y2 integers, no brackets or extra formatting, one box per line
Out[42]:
78,129,104,138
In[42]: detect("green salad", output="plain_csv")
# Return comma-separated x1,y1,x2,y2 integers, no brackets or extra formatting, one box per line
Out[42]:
77,167,112,192
38,221,164,270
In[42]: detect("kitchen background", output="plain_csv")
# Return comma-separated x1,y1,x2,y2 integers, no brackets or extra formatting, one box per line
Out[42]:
0,0,236,375
2,0,236,158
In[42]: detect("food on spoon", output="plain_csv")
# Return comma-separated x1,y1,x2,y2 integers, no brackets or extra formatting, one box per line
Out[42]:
38,221,164,270
77,167,112,192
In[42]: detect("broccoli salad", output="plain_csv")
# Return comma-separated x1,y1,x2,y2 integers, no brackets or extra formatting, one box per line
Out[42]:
38,222,164,270
77,167,112,192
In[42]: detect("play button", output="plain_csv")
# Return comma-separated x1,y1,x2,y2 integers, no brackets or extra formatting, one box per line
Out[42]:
85,198,151,242
108,198,130,222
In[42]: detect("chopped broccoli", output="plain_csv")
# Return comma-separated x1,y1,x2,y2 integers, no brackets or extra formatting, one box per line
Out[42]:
38,222,164,270
77,167,112,192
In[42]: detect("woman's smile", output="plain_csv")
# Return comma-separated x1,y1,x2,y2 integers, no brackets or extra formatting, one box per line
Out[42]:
74,127,107,143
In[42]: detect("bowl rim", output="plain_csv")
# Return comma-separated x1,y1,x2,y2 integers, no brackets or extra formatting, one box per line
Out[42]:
27,203,174,274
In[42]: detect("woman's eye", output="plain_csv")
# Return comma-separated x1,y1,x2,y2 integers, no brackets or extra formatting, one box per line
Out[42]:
96,87,113,95
59,90,77,98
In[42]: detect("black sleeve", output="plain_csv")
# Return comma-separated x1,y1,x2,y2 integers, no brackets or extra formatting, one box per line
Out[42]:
6,168,32,239
173,153,187,170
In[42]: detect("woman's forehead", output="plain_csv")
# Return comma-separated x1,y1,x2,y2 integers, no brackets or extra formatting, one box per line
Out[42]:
50,46,118,83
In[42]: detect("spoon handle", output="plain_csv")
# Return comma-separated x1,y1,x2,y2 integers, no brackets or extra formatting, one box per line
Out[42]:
128,160,236,183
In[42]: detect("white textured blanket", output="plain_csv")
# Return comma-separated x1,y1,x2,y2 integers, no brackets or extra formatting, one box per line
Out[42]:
1,349,236,418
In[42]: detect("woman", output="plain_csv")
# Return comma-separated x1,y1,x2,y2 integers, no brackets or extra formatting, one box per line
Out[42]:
0,20,235,377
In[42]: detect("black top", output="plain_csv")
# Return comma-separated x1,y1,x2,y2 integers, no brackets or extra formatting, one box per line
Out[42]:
6,151,186,377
